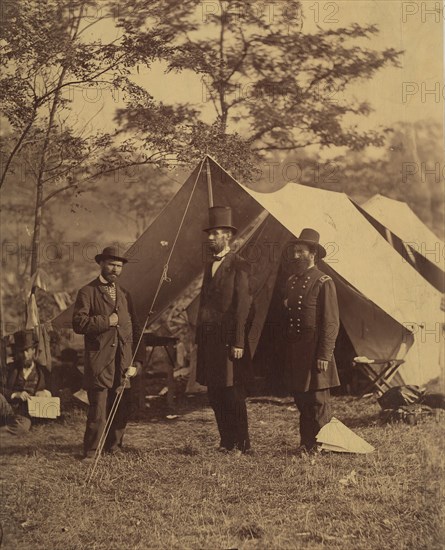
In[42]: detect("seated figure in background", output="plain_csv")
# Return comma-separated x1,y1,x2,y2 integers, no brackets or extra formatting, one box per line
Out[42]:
1,330,51,434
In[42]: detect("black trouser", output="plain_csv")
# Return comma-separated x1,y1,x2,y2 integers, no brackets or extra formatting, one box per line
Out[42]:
293,389,331,450
207,385,250,452
84,384,132,457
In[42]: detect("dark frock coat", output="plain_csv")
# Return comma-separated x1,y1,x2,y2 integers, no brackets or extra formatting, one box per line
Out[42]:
196,252,254,389
284,266,340,392
72,278,144,390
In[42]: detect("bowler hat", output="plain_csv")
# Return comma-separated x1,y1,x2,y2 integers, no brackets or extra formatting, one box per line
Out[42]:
291,228,327,259
203,206,238,234
13,329,38,352
95,246,128,265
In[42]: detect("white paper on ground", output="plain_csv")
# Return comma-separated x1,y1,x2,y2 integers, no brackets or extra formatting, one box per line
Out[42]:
316,417,375,454
73,389,89,405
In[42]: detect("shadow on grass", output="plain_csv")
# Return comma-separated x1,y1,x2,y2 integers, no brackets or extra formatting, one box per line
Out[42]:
337,412,381,429
131,393,209,424
0,442,81,458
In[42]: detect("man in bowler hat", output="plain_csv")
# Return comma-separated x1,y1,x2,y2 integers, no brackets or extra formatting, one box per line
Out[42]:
73,246,144,460
195,206,254,454
283,229,340,454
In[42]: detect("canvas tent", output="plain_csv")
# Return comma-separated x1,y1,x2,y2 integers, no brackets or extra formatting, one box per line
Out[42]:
358,194,445,293
53,157,444,388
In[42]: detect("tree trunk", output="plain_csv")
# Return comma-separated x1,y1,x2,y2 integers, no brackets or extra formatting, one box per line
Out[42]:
0,110,37,191
29,6,84,277
30,79,66,277
30,180,44,276
218,2,227,134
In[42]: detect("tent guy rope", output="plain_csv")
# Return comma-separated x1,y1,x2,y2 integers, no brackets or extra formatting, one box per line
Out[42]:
85,158,206,484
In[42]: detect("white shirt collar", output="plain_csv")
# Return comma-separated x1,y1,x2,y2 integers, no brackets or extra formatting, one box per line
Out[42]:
211,246,231,277
22,362,35,379
215,246,231,259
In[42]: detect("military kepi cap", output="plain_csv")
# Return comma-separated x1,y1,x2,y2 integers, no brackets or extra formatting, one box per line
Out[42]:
292,228,327,259
203,206,238,234
95,246,128,264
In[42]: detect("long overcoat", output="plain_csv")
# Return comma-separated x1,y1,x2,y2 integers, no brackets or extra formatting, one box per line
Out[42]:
284,266,340,392
72,278,144,390
196,252,254,389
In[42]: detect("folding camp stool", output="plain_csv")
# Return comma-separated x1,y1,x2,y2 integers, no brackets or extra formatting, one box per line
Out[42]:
352,358,405,398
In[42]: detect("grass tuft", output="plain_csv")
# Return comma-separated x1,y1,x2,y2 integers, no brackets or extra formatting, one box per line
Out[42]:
1,395,443,549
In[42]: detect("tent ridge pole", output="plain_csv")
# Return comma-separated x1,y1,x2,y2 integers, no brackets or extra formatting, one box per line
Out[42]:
206,156,214,208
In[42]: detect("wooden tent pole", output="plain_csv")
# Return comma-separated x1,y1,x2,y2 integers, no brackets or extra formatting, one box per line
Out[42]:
206,156,214,208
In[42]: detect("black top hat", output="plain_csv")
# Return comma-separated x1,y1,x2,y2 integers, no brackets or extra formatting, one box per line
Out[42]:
203,206,238,234
291,228,327,259
95,246,128,265
13,329,38,352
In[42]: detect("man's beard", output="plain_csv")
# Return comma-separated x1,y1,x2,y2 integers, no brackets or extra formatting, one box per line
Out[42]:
209,241,224,254
19,357,34,369
102,270,118,282
293,257,311,275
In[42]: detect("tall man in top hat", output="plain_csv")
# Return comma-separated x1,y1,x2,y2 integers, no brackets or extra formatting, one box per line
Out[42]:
196,206,254,454
73,246,144,460
283,228,340,454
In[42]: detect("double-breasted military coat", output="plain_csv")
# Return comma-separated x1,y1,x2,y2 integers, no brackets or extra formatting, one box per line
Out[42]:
284,266,340,392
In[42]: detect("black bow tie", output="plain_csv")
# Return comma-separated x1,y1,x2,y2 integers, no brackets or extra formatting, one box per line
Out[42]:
212,255,223,262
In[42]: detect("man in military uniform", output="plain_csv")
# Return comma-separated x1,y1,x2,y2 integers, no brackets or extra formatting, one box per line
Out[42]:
196,206,254,454
283,228,340,453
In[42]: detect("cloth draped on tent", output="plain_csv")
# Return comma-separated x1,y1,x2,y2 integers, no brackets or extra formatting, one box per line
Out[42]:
25,270,52,369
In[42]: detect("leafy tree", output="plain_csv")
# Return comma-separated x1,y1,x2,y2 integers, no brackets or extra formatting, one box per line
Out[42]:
0,0,192,278
118,0,401,179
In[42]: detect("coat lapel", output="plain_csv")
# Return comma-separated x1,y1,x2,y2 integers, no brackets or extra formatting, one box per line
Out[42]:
115,284,125,311
201,262,213,292
208,253,234,288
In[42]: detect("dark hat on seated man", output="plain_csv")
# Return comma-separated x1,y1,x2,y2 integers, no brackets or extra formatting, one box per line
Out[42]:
95,246,128,265
203,206,238,234
292,228,327,259
13,329,38,352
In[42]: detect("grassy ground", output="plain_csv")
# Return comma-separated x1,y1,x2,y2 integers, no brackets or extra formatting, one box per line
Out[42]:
1,395,443,550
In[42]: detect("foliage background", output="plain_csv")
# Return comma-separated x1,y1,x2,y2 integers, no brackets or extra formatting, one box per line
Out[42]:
1,0,443,330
